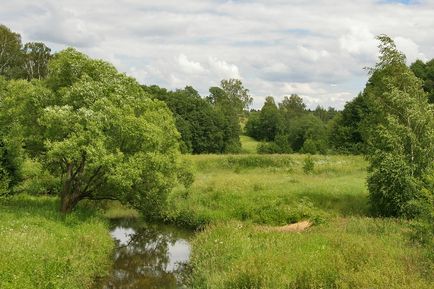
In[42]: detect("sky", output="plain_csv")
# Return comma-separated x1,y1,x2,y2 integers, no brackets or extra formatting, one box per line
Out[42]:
1,0,433,109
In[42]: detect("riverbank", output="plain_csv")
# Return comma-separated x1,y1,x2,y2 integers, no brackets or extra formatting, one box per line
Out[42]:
0,195,113,289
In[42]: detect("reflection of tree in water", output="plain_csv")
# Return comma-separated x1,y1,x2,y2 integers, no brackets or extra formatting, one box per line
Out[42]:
97,219,190,289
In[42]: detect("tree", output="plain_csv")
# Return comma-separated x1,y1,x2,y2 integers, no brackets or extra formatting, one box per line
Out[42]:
0,48,189,214
22,42,51,80
143,85,227,154
410,58,434,103
365,35,434,217
208,86,241,153
329,93,371,154
220,78,252,113
0,24,23,79
0,76,22,195
257,96,282,141
244,111,261,140
279,94,306,120
286,114,328,154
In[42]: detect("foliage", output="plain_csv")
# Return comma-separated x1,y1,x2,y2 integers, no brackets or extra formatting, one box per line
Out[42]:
0,24,23,79
411,58,434,103
364,35,434,217
279,94,306,120
245,94,330,154
244,111,261,139
143,85,230,154
286,114,328,154
257,96,283,141
0,48,188,214
0,24,51,80
209,86,241,153
0,195,113,289
329,93,371,154
219,78,252,114
256,141,282,154
313,105,338,122
22,42,51,80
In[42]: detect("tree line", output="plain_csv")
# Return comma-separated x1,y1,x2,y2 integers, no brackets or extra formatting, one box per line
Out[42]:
0,24,51,80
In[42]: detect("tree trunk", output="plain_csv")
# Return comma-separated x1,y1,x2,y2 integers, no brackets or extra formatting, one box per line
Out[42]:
59,162,82,214
60,192,81,213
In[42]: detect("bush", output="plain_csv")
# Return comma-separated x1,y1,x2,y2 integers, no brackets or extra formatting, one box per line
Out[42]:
256,142,281,154
368,154,418,217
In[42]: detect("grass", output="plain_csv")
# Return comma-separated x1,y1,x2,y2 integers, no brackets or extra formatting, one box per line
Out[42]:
189,219,433,289
162,153,433,288
0,195,114,289
164,154,368,228
240,135,260,154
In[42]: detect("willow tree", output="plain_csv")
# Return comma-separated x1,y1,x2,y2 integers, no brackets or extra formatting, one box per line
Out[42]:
364,35,434,217
0,48,189,215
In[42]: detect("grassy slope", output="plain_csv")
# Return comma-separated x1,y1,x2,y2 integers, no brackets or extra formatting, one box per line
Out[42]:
0,195,114,289
240,135,260,154
164,154,433,288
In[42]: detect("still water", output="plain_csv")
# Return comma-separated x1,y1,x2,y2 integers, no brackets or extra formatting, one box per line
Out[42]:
94,219,193,289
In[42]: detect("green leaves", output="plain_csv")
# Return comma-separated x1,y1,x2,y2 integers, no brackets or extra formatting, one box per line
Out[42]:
0,48,185,213
365,35,434,217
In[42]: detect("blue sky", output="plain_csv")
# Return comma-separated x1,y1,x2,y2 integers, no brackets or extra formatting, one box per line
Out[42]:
1,0,433,109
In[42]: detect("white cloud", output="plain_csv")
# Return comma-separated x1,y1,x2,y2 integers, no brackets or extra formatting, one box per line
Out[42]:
208,57,241,79
2,0,434,109
178,54,207,74
395,36,427,63
339,25,377,57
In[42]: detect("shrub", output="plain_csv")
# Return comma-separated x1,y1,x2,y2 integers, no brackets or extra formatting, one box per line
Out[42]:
256,142,281,154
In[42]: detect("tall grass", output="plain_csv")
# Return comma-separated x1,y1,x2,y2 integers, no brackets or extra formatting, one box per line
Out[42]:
0,195,114,289
188,219,433,289
164,153,433,288
164,154,368,228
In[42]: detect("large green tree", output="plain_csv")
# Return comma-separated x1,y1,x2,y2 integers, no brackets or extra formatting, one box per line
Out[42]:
0,49,188,214
279,94,306,122
208,86,241,153
365,35,434,217
0,24,23,79
143,85,227,154
329,93,371,154
257,96,282,141
219,78,252,114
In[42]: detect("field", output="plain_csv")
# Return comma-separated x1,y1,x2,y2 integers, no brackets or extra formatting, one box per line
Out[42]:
165,154,368,228
164,154,434,288
0,153,432,289
0,195,113,289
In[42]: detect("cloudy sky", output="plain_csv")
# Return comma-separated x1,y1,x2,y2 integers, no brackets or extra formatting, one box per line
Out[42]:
2,0,433,109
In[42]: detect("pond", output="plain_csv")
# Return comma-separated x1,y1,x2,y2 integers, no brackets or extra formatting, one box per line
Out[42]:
94,218,193,289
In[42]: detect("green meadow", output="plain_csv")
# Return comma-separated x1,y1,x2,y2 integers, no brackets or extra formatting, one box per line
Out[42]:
162,151,433,288
1,148,432,288
0,195,113,289
165,154,368,228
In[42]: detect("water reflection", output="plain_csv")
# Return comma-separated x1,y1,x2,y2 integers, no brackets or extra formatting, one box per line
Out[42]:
95,219,192,289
